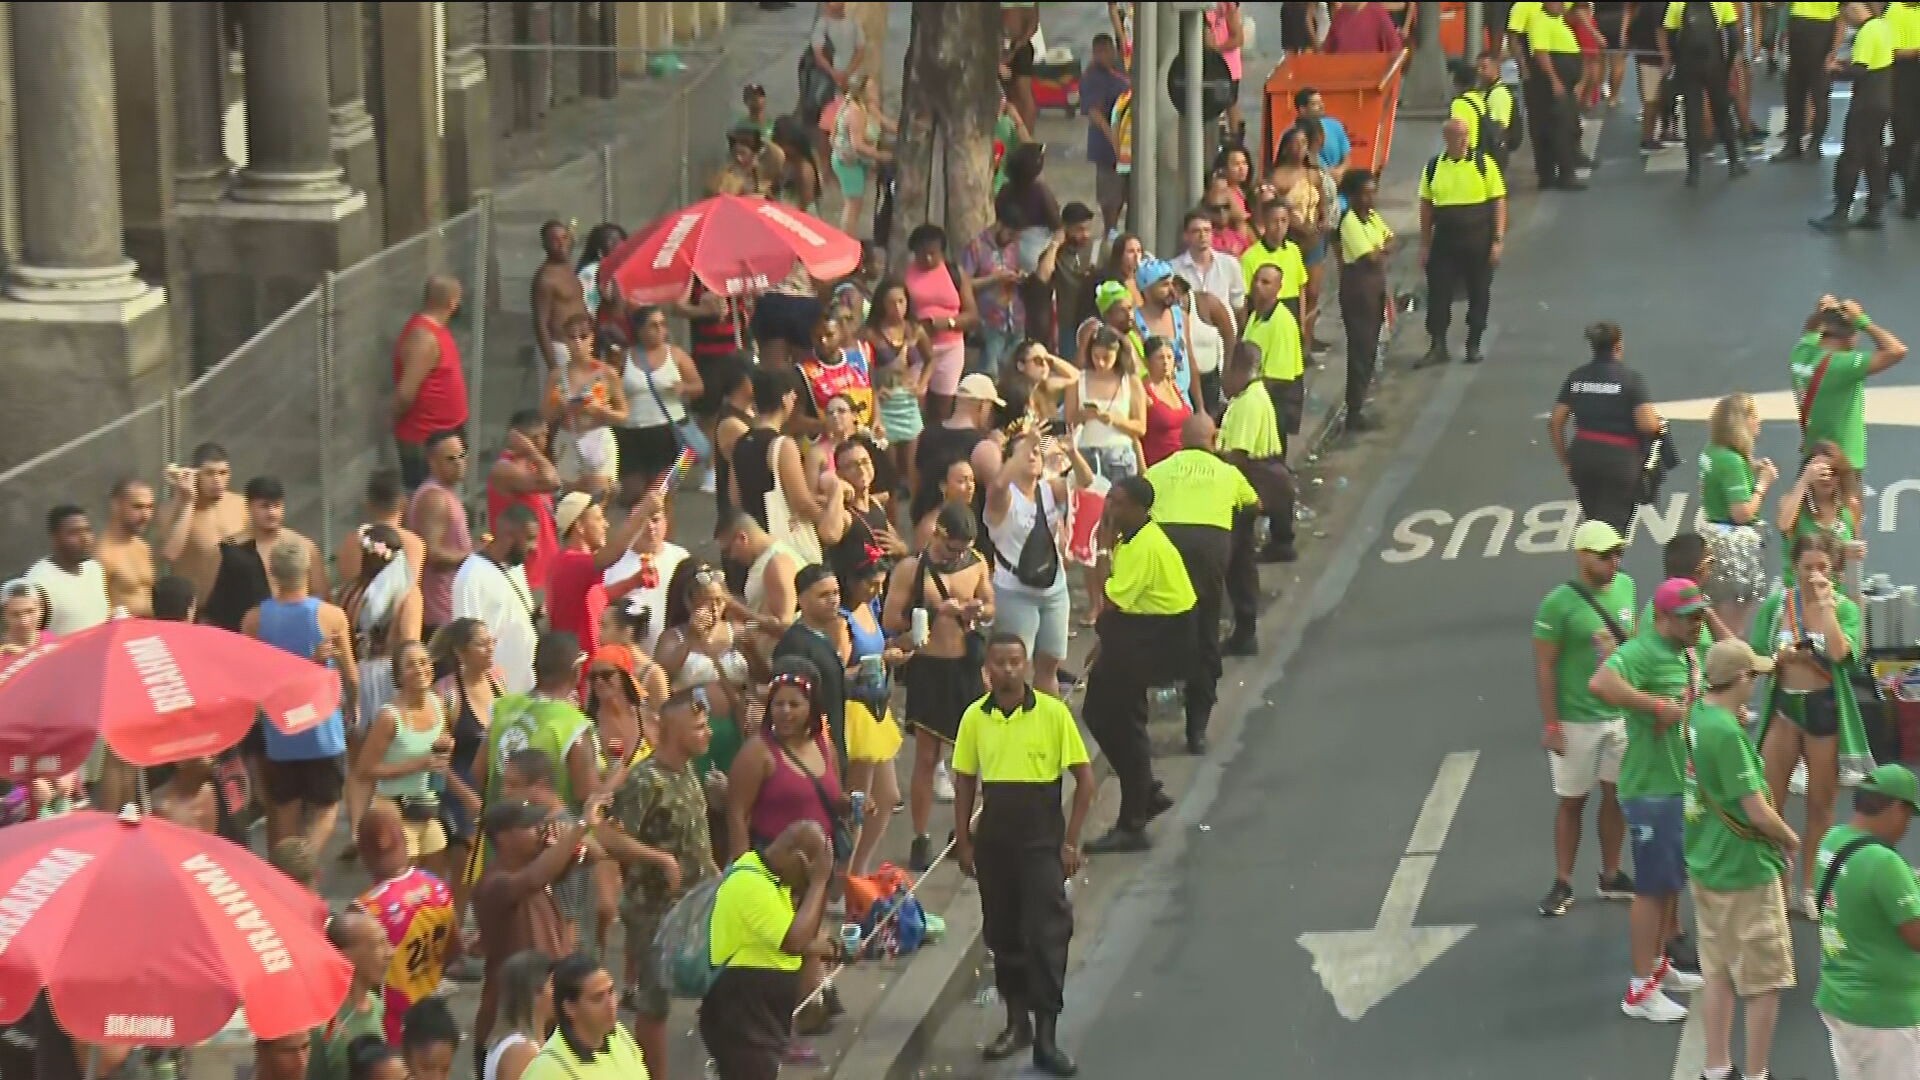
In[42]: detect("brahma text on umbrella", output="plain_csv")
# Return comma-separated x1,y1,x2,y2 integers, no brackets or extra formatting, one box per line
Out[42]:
123,635,196,714
1380,479,1920,564
0,848,94,953
182,853,293,973
104,1015,175,1040
651,213,699,270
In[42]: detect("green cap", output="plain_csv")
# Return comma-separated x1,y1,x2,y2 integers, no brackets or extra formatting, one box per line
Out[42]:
1857,764,1920,811
1095,280,1131,314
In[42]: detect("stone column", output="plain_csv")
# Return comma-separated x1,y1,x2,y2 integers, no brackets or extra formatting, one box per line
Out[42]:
6,2,148,302
375,2,446,241
233,1,353,203
326,1,383,224
111,3,178,279
445,0,495,212
172,1,231,201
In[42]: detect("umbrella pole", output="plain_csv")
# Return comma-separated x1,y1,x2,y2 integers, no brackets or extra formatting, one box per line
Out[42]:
86,1046,98,1080
135,764,151,815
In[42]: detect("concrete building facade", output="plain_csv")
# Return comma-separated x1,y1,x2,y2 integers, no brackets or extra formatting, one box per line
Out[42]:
0,0,726,471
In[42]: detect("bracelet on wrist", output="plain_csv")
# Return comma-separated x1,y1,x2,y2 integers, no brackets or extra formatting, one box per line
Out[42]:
1855,314,1872,330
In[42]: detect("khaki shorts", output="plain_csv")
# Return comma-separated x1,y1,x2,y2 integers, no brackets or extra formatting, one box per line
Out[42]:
622,910,670,1020
1823,1012,1920,1080
1693,878,1795,996
1547,718,1626,798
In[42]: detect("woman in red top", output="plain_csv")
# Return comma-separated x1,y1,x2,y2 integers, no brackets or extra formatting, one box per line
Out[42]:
1139,336,1192,468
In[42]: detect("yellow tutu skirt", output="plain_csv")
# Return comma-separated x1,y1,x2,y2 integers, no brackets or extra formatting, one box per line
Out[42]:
845,699,903,764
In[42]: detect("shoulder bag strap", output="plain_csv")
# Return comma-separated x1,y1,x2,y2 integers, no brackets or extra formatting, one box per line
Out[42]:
1797,351,1834,433
774,737,842,826
1683,713,1769,845
1817,834,1892,915
1568,581,1629,645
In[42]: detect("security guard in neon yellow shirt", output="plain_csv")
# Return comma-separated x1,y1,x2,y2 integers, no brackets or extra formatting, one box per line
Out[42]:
1815,3,1897,231
1450,56,1518,170
1418,117,1507,367
951,634,1093,1078
1216,345,1297,652
1144,412,1260,754
1780,2,1848,158
1083,475,1196,856
1887,1,1920,216
1523,1,1588,190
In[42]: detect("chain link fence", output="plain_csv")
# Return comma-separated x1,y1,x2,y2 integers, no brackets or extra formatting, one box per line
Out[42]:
0,49,731,580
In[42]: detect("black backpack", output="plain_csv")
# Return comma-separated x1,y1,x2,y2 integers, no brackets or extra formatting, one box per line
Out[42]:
1456,91,1509,161
1425,151,1491,190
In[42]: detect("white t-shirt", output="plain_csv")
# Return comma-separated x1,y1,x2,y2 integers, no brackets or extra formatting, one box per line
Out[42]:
25,559,110,636
451,555,537,694
602,542,689,656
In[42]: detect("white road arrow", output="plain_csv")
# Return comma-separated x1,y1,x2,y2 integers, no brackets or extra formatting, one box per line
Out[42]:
1298,751,1478,1021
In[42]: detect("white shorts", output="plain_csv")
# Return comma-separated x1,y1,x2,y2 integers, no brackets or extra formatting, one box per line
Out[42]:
1824,1012,1920,1080
1548,718,1627,798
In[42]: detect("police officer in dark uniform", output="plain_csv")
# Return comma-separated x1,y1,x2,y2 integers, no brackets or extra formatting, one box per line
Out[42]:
1418,118,1508,368
952,633,1094,1079
1777,1,1846,161
1548,322,1666,533
1814,2,1897,231
1662,1,1750,187
1143,413,1261,755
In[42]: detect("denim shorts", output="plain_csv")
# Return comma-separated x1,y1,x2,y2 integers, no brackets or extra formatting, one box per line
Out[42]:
991,578,1071,661
1080,442,1138,483
1623,795,1687,896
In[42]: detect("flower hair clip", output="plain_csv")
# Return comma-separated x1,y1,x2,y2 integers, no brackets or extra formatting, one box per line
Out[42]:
356,525,395,562
768,671,814,696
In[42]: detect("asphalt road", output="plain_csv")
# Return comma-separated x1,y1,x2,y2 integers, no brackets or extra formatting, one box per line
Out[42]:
1056,80,1920,1080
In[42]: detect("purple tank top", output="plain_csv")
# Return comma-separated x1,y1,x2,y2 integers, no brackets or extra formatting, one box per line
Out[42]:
407,478,470,628
749,730,840,847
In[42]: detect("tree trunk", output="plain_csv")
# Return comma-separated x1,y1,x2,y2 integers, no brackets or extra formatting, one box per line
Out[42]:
888,2,1001,271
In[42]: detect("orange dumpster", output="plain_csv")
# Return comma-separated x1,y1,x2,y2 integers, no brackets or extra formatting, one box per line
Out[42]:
1261,51,1408,176
1439,2,1466,56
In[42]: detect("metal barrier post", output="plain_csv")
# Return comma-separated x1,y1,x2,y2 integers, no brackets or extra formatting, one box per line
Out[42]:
317,271,339,558
469,193,493,502
600,144,616,224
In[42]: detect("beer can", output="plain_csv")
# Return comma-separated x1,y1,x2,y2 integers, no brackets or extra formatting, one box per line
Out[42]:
910,607,931,647
849,791,867,827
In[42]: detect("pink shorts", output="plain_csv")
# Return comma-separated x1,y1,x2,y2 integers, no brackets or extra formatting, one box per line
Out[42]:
928,337,966,396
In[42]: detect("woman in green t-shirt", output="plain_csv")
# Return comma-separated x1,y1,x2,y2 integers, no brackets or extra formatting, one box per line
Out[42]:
1699,392,1778,635
1775,439,1866,588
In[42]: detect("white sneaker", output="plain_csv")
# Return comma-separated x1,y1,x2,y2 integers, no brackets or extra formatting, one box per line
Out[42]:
933,761,955,803
1790,761,1808,795
1622,986,1689,1023
1661,966,1704,995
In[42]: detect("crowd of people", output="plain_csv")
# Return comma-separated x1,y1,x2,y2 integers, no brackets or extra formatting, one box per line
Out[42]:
1540,289,1920,1079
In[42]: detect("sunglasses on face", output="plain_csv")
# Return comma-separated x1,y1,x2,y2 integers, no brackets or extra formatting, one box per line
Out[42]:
692,568,724,588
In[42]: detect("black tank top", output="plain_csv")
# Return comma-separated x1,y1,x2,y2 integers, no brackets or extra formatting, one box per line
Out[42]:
732,426,780,532
713,404,752,526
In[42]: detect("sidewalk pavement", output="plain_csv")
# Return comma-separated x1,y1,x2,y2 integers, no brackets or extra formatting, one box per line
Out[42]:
247,2,1441,1075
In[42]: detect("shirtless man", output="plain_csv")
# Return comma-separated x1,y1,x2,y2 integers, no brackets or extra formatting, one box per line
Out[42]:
531,219,587,375
98,478,157,617
883,502,995,873
159,442,248,603
334,469,426,593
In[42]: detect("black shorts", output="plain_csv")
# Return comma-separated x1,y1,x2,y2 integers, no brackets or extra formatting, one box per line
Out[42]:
1007,40,1037,80
612,423,682,482
1781,688,1840,739
750,292,821,350
259,754,346,808
903,653,984,744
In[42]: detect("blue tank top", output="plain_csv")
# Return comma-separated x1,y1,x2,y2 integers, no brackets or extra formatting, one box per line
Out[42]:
255,597,347,761
1134,304,1192,407
843,598,890,706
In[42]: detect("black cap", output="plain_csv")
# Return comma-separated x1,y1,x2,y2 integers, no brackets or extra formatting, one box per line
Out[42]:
481,800,550,836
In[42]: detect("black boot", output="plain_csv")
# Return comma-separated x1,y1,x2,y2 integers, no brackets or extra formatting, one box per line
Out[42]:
1222,628,1256,657
1032,1013,1079,1077
983,1006,1033,1061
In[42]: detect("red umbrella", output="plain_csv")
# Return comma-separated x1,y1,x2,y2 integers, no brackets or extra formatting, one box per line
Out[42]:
0,808,348,1044
603,194,863,304
0,619,341,778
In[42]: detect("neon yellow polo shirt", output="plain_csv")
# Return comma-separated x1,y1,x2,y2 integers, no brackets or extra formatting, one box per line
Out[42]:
1525,6,1581,53
1421,153,1508,206
1666,2,1738,30
1242,300,1304,382
1890,4,1920,52
709,851,801,973
1145,449,1259,531
1854,16,1895,69
1241,238,1306,301
1105,520,1196,616
1338,208,1393,264
1508,1,1542,37
1218,385,1285,459
1790,3,1839,20
952,688,1089,785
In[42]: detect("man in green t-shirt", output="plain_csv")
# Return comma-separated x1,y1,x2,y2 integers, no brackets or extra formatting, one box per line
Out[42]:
1635,533,1730,649
1816,763,1920,1076
1686,640,1800,1080
482,631,601,813
1790,295,1908,474
1592,578,1709,1023
1531,520,1637,918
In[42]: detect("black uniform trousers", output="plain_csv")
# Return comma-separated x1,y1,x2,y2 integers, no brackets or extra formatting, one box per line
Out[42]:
1567,435,1642,533
1835,90,1892,216
976,782,1072,1016
1161,523,1230,741
1529,53,1585,185
1085,607,1190,828
1227,510,1262,635
1892,60,1920,208
1783,16,1836,151
1425,206,1496,350
1676,64,1741,172
1341,253,1388,417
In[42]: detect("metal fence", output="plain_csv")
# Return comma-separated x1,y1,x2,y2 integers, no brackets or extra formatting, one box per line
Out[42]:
0,52,725,578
